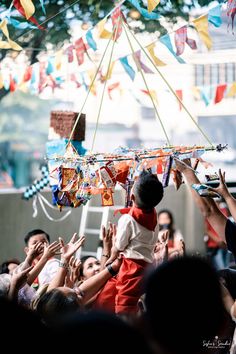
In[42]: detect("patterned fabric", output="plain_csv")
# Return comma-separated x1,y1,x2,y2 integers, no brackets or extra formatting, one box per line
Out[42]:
227,0,236,31
111,6,122,41
174,26,197,56
74,38,88,66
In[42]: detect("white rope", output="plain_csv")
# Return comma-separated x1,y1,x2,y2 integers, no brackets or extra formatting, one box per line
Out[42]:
37,193,72,222
32,195,38,218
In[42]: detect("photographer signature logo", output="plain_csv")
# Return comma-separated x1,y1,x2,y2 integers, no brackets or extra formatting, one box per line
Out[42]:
203,336,231,349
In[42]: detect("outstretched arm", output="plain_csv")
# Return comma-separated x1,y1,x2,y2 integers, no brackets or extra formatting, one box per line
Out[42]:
175,159,227,242
209,169,236,223
79,258,121,304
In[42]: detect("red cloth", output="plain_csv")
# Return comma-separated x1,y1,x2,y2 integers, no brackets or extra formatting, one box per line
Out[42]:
114,206,157,231
13,0,44,30
214,84,227,104
95,258,149,314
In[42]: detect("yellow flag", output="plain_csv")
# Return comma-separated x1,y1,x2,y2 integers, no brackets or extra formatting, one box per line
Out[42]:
227,82,236,97
192,86,201,100
55,50,63,71
88,69,97,96
0,73,3,89
193,15,212,50
148,0,160,13
146,43,166,66
0,20,22,51
105,61,115,81
20,0,35,19
97,18,112,39
150,90,158,104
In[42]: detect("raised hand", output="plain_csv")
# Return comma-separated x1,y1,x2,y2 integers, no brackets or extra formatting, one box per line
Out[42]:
10,265,33,295
59,233,85,262
26,241,44,264
65,256,82,287
208,169,229,199
42,241,61,260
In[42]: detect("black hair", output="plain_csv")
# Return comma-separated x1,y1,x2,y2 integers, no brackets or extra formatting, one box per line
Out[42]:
133,170,163,210
79,255,99,277
158,209,175,240
36,288,80,327
145,256,225,354
24,229,50,245
0,259,20,274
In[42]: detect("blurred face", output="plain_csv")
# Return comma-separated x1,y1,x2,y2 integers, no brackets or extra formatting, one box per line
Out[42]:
8,263,18,275
24,233,49,259
58,286,82,306
82,257,101,280
158,212,171,226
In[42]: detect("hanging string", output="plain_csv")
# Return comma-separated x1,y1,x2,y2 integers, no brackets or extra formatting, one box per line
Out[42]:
122,20,171,146
37,193,72,222
124,22,214,147
91,17,121,152
66,30,115,147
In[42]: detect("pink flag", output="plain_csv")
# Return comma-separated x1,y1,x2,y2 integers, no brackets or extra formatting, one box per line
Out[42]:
174,26,197,56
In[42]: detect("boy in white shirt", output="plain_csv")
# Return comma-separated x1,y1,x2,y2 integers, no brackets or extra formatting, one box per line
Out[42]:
95,170,164,314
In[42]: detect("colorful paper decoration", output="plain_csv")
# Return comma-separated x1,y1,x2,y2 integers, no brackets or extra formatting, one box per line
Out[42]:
101,189,114,206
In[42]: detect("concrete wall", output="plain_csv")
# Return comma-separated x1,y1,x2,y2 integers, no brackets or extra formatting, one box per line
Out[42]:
0,185,205,263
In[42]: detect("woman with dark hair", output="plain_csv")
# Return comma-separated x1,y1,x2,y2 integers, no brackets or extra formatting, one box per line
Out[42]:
0,259,21,275
157,209,185,260
79,256,101,282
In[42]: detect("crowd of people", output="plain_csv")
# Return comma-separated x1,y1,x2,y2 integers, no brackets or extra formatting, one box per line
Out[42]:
1,162,236,353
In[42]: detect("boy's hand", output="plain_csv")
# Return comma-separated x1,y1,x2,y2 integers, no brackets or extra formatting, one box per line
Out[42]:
208,169,230,199
105,246,120,265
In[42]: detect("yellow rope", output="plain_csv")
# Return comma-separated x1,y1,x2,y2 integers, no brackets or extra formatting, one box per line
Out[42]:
91,16,121,152
66,31,114,147
124,22,214,147
122,21,171,146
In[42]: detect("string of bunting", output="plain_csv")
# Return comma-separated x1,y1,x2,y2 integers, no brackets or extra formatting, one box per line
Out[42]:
0,1,233,96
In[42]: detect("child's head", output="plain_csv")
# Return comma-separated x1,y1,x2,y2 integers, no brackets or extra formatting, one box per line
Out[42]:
132,170,163,210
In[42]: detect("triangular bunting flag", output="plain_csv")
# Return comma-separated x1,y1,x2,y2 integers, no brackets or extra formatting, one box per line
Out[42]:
174,26,197,56
160,35,185,63
214,84,227,104
227,82,236,97
119,56,136,81
175,90,183,110
146,43,166,66
97,19,112,39
147,0,160,13
208,4,222,28
0,19,22,51
19,0,35,20
193,15,212,50
133,50,154,73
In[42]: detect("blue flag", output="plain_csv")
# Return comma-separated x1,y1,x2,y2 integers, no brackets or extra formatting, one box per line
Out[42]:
7,17,37,29
86,30,97,51
128,0,160,20
208,4,222,28
160,35,185,64
119,56,136,81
